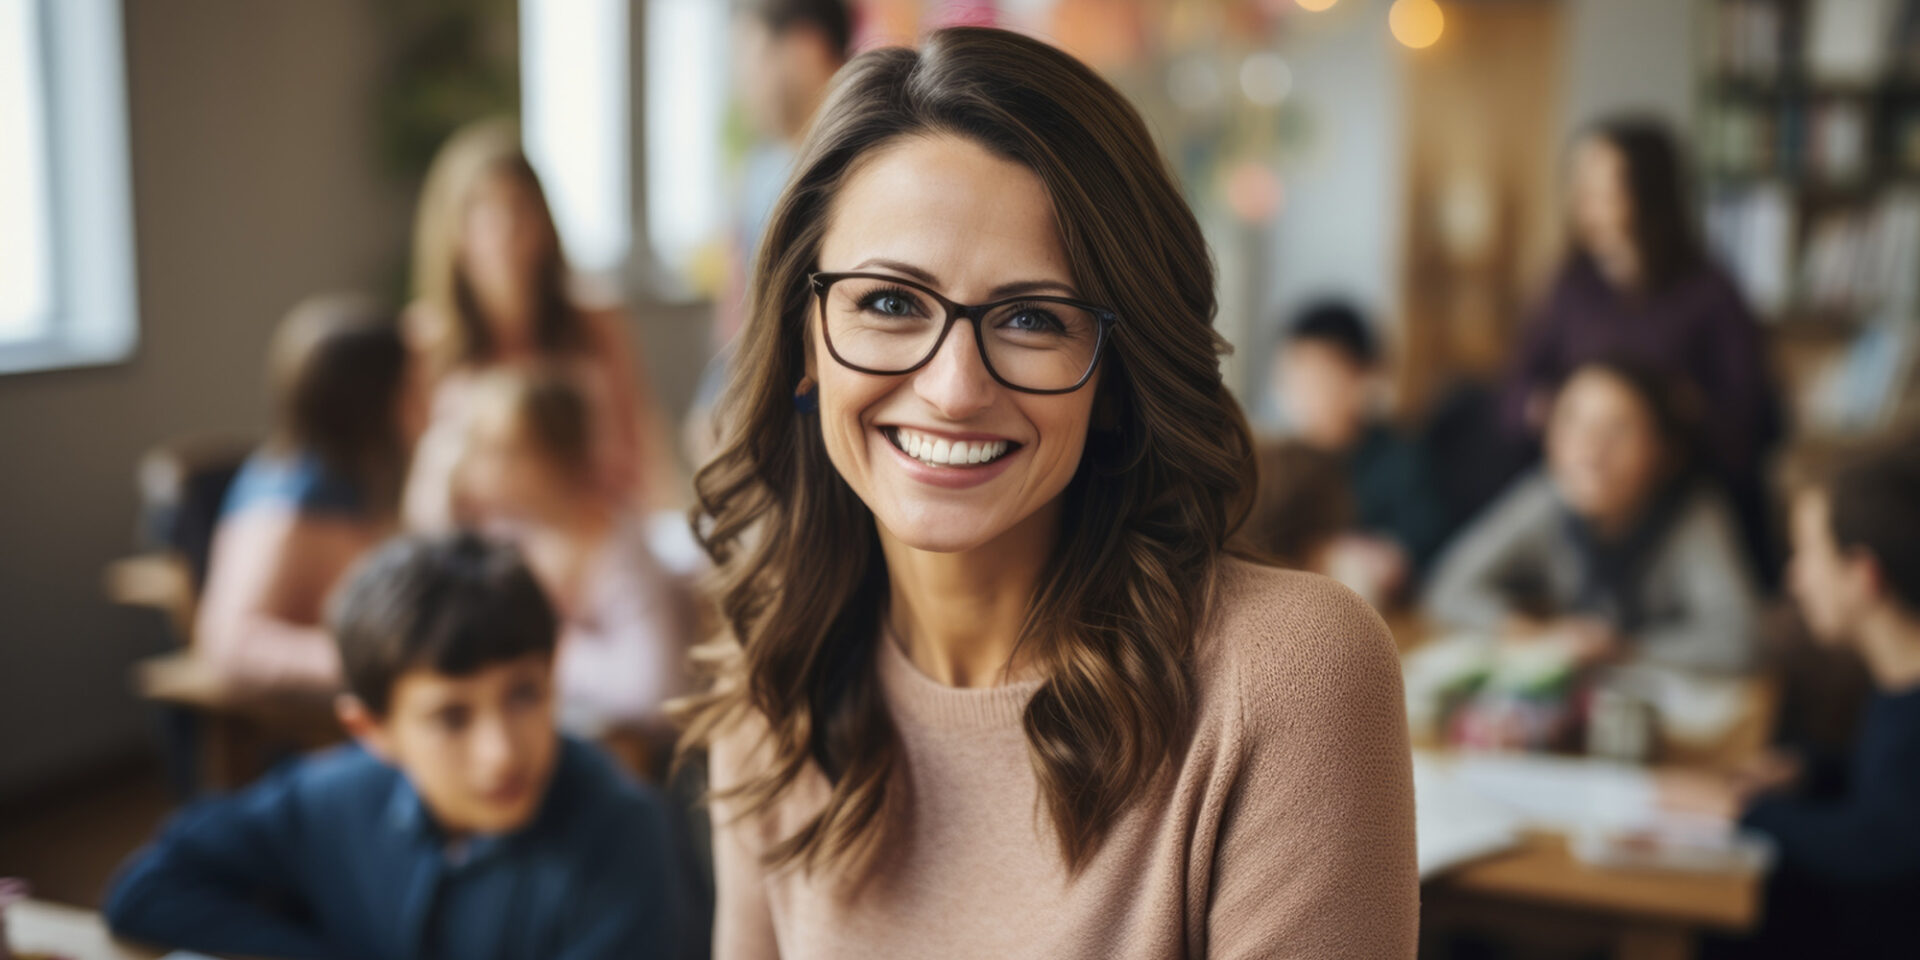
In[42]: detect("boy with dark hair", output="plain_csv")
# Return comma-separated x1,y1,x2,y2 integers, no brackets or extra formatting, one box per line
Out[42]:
106,532,685,960
1662,439,1920,958
1270,300,1449,600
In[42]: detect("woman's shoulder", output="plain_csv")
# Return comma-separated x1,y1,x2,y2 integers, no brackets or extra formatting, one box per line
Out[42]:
1197,559,1403,734
576,304,634,353
223,448,367,520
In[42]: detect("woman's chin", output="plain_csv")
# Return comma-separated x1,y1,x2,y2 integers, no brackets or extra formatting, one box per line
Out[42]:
874,503,1012,556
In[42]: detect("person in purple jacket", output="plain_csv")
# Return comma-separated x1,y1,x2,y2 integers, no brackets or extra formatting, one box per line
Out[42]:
1504,115,1782,577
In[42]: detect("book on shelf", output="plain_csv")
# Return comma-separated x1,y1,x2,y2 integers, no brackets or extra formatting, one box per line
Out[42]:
1708,183,1796,314
1806,0,1903,84
1713,0,1784,80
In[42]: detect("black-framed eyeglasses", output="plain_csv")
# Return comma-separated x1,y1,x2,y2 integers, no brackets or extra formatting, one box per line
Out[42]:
807,271,1117,395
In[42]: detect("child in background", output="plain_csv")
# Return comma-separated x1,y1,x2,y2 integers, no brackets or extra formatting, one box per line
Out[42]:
1271,301,1449,600
1236,439,1353,575
1422,359,1759,673
455,366,694,738
1662,440,1920,959
194,295,425,689
105,532,685,960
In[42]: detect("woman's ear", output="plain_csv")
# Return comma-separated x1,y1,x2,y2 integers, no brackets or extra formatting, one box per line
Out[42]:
801,309,820,383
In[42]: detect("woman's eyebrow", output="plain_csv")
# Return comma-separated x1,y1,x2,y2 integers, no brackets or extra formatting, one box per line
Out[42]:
850,257,1080,300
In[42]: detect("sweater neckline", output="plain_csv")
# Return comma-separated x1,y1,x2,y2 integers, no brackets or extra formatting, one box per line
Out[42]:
876,625,1044,732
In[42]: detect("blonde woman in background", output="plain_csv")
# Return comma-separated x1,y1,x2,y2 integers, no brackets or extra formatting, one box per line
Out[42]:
403,119,681,529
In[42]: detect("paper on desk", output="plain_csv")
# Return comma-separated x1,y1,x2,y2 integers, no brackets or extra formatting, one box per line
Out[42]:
1447,751,1659,832
1413,753,1522,879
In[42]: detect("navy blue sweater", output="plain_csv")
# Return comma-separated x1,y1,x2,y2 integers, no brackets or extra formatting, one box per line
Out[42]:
105,736,684,960
1740,685,1920,955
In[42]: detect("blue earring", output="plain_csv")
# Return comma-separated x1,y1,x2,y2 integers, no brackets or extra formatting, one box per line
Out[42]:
794,379,818,414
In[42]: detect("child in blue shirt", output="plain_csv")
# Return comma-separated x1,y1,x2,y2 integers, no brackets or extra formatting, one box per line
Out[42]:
105,531,686,959
1661,440,1920,958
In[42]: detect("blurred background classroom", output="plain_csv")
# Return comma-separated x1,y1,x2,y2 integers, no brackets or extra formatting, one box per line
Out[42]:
4,0,1920,958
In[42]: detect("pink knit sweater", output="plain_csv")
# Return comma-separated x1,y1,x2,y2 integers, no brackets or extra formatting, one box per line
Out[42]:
709,560,1418,959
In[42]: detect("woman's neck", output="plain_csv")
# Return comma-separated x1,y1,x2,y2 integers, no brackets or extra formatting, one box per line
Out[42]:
469,279,539,358
879,501,1060,689
1590,245,1644,295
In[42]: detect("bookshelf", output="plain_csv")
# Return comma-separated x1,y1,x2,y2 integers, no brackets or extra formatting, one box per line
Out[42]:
1700,0,1920,432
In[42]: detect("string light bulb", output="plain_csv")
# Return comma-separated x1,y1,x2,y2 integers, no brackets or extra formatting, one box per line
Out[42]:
1389,0,1444,49
1296,0,1338,11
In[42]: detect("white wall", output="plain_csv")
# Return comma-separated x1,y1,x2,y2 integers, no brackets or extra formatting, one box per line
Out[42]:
1251,0,1699,425
1562,0,1700,137
0,0,409,797
1258,0,1406,424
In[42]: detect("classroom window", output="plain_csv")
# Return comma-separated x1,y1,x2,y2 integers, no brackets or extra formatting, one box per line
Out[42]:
0,0,56,350
520,0,632,284
641,0,728,297
0,0,138,375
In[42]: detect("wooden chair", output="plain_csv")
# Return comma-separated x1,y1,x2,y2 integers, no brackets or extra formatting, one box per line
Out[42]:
106,437,346,794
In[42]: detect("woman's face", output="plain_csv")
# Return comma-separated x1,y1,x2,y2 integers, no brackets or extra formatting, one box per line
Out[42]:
1546,369,1666,527
810,134,1100,555
460,170,552,302
1570,136,1637,281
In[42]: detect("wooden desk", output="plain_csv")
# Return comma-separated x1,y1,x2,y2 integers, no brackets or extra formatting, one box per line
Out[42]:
1393,614,1769,959
134,651,344,791
5,899,162,960
1426,832,1761,960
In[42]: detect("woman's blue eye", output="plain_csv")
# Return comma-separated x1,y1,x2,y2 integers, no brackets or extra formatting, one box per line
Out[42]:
859,290,920,316
1006,308,1065,334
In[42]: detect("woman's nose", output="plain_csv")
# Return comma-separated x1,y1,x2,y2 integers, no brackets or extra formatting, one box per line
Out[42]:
912,319,997,420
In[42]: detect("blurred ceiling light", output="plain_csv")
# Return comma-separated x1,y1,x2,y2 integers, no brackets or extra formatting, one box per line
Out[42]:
1295,0,1339,11
1239,52,1293,107
1389,0,1445,49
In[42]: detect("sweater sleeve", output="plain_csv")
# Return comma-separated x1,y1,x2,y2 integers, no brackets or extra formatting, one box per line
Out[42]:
1741,793,1920,888
1631,493,1761,673
1207,574,1419,959
1422,475,1559,631
103,768,338,960
708,720,783,960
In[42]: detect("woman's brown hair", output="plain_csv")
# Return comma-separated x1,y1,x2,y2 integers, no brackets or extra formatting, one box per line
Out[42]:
266,294,411,516
677,27,1258,875
410,118,586,372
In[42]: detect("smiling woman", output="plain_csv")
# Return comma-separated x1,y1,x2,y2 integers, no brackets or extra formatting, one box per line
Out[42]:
677,26,1416,960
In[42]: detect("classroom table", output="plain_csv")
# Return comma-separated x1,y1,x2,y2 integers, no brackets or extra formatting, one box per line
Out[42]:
5,898,163,960
1393,613,1770,960
1426,830,1760,960
134,650,344,791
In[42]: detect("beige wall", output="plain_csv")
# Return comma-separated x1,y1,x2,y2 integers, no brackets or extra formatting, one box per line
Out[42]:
0,1,409,796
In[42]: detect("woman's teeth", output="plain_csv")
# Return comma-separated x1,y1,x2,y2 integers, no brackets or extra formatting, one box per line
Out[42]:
890,426,1012,467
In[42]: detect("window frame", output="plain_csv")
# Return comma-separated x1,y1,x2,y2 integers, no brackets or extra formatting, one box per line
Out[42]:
0,0,138,377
